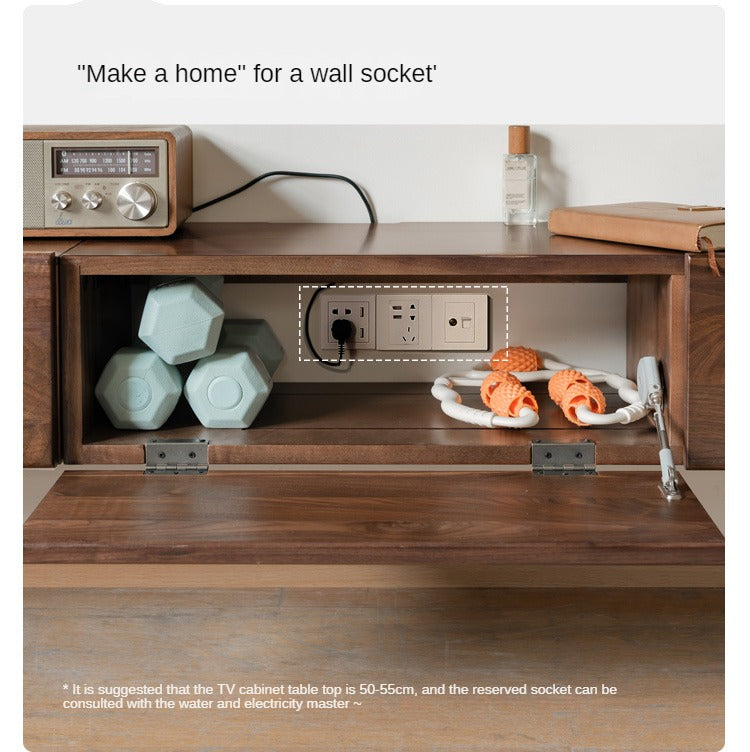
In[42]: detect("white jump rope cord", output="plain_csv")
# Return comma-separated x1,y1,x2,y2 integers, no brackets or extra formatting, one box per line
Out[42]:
431,357,650,429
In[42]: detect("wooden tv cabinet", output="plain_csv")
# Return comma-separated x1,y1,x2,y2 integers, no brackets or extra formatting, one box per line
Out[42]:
22,222,724,751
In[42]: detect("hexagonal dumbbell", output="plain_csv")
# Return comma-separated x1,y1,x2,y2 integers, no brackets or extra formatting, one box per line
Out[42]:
219,319,284,376
149,275,224,301
185,348,272,428
95,347,182,430
138,279,224,365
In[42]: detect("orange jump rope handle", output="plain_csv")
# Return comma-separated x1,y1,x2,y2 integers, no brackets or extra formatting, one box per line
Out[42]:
548,369,589,405
483,346,540,417
480,370,520,407
490,346,541,373
559,380,607,426
489,380,539,417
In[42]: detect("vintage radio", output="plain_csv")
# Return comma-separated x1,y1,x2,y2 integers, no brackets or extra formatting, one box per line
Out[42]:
23,125,192,237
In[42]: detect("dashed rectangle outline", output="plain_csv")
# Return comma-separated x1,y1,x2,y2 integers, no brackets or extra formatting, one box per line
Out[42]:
298,284,509,363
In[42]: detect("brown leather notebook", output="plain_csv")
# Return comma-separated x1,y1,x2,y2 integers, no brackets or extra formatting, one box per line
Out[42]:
548,202,725,252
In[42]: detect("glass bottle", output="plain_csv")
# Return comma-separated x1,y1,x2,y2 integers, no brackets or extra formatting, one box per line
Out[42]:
503,125,537,225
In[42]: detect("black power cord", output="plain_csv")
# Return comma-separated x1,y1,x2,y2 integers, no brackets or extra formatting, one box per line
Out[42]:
193,170,376,223
193,169,377,368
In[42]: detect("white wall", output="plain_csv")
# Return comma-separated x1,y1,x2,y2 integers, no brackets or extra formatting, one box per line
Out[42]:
188,125,724,224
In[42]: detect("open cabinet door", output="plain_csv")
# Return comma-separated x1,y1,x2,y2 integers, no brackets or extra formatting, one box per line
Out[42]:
24,468,723,587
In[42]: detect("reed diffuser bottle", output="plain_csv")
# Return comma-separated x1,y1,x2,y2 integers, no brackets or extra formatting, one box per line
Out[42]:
502,125,537,225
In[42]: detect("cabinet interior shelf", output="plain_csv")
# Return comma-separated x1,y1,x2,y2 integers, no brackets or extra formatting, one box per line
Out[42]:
81,383,664,466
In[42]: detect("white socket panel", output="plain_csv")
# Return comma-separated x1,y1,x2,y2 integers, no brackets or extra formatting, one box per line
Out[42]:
318,291,489,352
376,294,432,350
320,295,376,350
431,294,489,350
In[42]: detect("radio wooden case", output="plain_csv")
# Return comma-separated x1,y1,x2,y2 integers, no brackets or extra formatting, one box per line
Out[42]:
23,125,192,238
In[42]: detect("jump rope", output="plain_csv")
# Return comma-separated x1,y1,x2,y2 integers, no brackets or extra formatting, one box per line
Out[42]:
431,346,649,429
431,346,681,499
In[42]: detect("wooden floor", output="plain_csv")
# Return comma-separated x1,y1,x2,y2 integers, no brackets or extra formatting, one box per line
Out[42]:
24,587,723,751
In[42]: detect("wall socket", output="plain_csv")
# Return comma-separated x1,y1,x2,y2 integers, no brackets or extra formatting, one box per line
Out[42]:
318,291,489,353
375,294,432,350
431,294,489,350
320,295,376,350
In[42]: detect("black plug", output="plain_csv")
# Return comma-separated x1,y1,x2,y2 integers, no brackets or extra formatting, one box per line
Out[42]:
330,318,355,364
331,318,354,345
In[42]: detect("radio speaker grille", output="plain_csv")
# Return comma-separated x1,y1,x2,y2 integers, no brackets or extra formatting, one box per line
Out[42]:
23,141,44,228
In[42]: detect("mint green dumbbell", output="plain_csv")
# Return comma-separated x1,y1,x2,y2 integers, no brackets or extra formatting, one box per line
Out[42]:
184,349,271,429
219,319,284,376
138,279,224,365
95,347,182,430
149,275,224,301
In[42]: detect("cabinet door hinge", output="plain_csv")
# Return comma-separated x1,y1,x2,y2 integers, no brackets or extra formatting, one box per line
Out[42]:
531,440,596,475
145,439,209,475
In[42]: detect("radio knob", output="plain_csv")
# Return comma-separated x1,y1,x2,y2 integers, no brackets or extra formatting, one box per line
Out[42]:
51,191,72,211
82,191,104,210
116,182,157,221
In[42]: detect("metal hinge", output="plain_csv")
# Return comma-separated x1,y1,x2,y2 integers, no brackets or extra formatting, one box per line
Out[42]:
531,440,596,475
145,439,209,475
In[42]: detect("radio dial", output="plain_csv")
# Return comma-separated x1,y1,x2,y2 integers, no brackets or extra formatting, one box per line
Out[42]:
117,182,157,221
51,191,72,211
82,191,104,210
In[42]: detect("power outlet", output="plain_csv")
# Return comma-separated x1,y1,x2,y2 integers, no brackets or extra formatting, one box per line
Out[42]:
431,294,489,350
319,294,376,350
376,294,432,350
